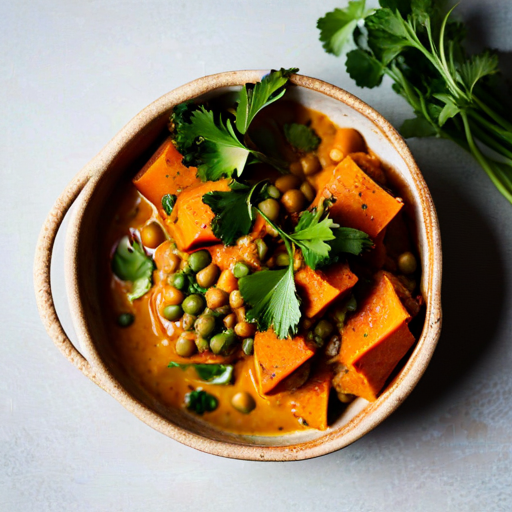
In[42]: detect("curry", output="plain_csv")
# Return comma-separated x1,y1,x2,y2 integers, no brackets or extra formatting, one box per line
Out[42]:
103,71,423,436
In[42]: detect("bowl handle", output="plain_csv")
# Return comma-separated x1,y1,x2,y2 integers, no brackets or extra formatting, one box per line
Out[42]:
34,170,105,389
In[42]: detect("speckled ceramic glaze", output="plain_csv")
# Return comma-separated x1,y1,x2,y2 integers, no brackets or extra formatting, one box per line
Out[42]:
34,71,442,461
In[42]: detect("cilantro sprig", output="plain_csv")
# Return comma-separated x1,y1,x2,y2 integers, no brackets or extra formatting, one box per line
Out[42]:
239,233,301,340
236,68,299,135
171,68,298,182
318,0,512,204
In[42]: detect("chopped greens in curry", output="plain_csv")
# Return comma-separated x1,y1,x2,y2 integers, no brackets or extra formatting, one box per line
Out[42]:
105,69,424,435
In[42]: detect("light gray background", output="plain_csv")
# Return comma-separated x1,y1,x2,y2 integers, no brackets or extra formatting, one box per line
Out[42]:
2,0,512,510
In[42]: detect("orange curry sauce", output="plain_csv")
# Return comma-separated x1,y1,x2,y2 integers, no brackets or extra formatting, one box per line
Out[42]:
102,101,418,435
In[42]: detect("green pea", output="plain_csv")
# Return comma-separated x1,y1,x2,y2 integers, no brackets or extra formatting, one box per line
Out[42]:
255,238,268,261
182,294,205,316
276,253,290,267
313,335,325,347
398,251,417,275
195,337,210,353
210,329,236,355
169,273,186,290
194,315,216,337
163,304,183,322
314,319,334,339
242,337,254,356
332,305,347,324
181,313,196,331
188,250,212,273
346,295,357,312
233,261,250,279
117,313,134,327
176,335,196,357
267,184,281,199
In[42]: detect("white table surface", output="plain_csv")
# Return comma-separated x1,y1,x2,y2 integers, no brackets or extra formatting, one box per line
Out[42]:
2,0,512,510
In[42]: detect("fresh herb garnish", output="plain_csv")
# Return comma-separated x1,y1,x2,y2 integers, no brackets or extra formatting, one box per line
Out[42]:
236,68,298,135
184,389,219,415
172,105,252,181
168,362,234,385
170,69,298,182
202,180,263,245
288,207,335,269
318,0,512,204
284,123,321,152
161,194,177,215
239,259,301,340
317,0,373,56
319,227,374,268
112,236,155,301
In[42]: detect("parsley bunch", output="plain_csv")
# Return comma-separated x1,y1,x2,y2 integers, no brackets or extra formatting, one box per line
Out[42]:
171,68,298,181
318,0,512,203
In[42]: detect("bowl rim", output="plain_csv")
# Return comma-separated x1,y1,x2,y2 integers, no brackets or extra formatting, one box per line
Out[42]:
61,70,442,461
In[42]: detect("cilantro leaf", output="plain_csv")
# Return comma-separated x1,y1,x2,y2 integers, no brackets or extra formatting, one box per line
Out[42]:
178,106,251,181
239,264,301,340
168,362,234,385
112,236,155,301
400,116,437,138
284,123,321,152
161,194,176,215
317,1,372,56
327,227,373,260
236,68,298,135
459,51,499,94
184,389,218,415
202,180,259,246
288,209,335,270
345,49,384,88
365,8,411,64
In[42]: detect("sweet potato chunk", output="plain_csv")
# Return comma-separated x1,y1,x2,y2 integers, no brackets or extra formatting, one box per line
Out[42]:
133,138,200,215
322,262,359,296
165,180,230,252
335,273,415,401
254,329,316,394
295,264,357,318
288,361,333,430
313,156,403,238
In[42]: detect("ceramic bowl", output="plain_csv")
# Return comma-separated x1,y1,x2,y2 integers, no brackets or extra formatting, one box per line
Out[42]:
34,70,442,461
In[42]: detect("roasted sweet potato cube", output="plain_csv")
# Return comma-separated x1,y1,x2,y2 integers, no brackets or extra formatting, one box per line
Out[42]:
133,138,200,215
165,180,230,252
322,262,358,297
295,264,357,318
254,329,316,395
313,156,403,238
335,273,416,401
288,361,333,430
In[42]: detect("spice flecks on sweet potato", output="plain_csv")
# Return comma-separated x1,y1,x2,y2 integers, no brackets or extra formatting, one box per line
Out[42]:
165,180,230,252
133,138,200,215
314,156,403,238
335,273,415,401
254,329,316,395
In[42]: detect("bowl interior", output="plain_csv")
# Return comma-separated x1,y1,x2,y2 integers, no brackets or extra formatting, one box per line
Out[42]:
65,75,441,458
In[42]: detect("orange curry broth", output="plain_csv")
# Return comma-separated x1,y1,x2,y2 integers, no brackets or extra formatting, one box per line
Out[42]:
101,101,406,436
